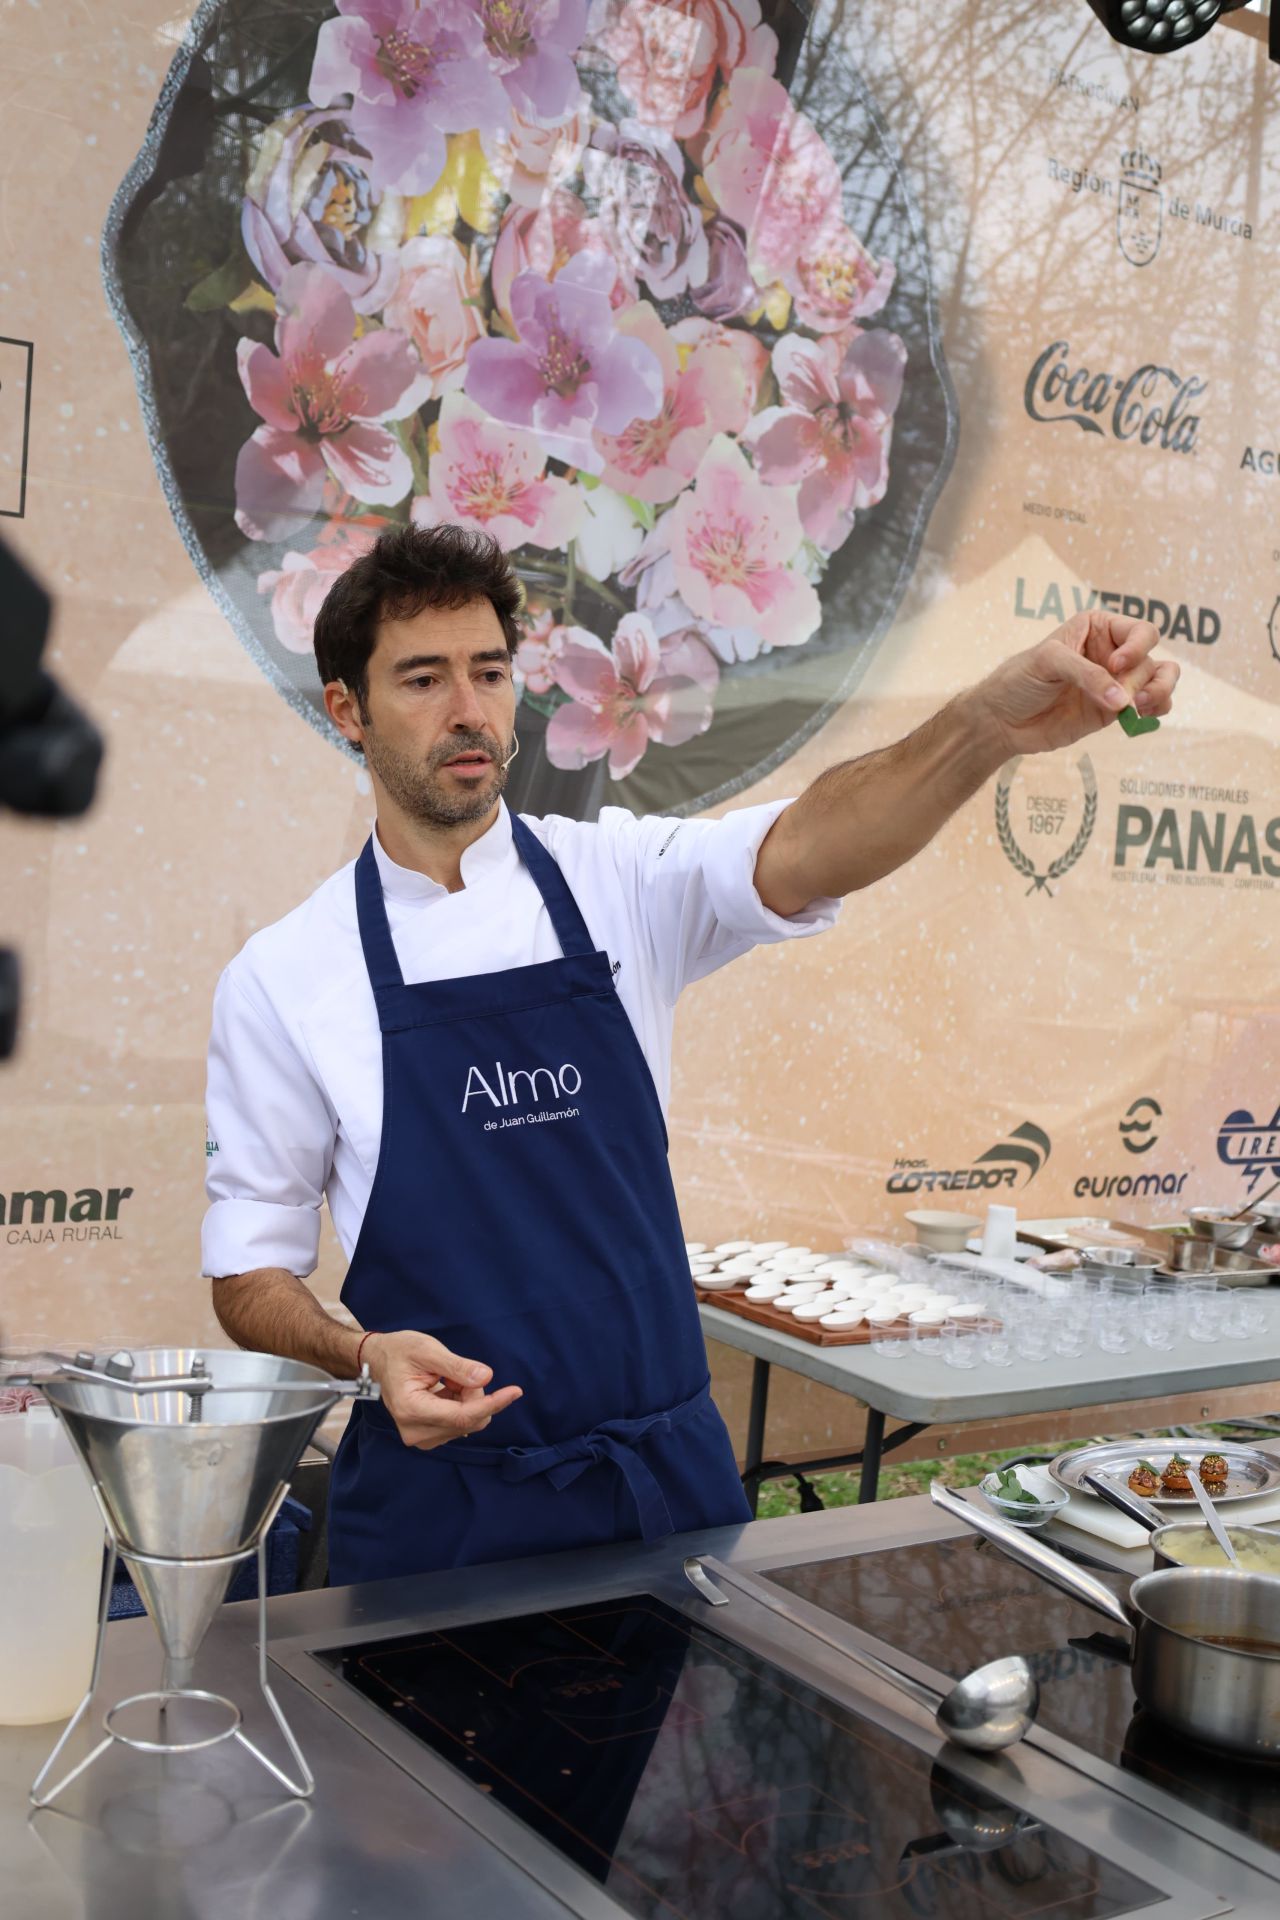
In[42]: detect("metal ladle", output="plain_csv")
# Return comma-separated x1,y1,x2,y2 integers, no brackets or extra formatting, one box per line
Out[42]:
683,1557,1039,1751
1186,1468,1239,1566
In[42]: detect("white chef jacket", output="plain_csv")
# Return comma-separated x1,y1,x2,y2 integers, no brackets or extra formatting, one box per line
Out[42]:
202,799,840,1280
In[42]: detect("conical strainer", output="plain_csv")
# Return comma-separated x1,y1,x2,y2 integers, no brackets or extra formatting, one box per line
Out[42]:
4,1346,378,1807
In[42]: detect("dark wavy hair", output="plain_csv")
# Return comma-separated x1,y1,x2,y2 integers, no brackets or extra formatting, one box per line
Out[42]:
313,524,523,714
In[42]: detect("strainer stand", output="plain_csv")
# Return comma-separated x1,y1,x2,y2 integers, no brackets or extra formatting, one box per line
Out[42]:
31,1479,313,1808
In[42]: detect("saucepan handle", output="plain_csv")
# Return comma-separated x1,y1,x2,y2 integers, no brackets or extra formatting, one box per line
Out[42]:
1081,1471,1161,1534
929,1481,1132,1630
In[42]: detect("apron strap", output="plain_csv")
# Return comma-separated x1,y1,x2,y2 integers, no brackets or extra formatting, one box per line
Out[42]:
354,837,403,991
354,812,596,997
446,1381,712,1544
509,814,594,959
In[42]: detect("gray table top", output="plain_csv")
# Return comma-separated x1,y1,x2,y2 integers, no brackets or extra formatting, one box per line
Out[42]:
699,1294,1280,1423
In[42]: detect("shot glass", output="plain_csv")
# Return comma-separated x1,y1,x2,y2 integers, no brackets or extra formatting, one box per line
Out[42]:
1187,1285,1226,1344
870,1318,910,1361
1093,1300,1136,1356
940,1317,981,1369
1222,1292,1268,1341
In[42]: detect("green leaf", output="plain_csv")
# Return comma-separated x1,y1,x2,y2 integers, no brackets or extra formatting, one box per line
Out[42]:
621,493,655,531
576,471,600,491
185,240,255,313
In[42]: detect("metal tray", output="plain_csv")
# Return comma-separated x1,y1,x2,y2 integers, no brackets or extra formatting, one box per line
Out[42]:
1050,1438,1280,1506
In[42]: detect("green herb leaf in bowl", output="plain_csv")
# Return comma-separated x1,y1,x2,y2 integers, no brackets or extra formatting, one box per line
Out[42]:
995,1467,1041,1507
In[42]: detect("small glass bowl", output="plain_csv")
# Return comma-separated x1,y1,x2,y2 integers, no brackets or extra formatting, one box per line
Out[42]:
978,1470,1070,1529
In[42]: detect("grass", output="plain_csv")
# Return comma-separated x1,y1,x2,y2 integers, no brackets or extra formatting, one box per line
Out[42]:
753,1424,1255,1519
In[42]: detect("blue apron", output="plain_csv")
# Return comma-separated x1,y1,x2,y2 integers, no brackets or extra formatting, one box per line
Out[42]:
328,815,750,1585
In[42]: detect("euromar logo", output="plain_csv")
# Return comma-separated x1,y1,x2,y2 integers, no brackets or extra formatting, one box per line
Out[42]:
995,755,1097,897
1117,150,1162,267
1119,1096,1161,1155
887,1123,1051,1195
1217,1106,1280,1191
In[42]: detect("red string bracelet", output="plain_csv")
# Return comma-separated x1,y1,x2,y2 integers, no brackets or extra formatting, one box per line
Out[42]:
355,1330,376,1375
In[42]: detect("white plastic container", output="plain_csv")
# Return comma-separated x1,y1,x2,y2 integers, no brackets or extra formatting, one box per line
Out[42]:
0,1401,104,1724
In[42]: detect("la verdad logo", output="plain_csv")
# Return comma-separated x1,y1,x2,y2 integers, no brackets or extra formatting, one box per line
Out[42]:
887,1122,1051,1195
1024,340,1204,453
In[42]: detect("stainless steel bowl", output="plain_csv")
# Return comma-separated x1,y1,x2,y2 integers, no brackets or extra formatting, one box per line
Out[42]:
1079,1246,1161,1280
1187,1208,1259,1250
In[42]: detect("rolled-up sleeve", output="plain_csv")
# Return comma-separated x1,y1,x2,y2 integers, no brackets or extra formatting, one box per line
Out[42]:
609,800,841,1004
201,967,335,1279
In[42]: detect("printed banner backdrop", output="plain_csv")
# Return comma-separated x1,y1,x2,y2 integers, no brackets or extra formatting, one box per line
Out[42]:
0,0,1278,1370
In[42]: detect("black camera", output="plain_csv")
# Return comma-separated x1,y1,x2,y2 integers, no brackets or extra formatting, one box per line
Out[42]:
0,538,104,1056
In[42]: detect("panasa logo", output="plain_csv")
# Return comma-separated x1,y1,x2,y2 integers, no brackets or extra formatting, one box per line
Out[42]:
1024,341,1204,453
462,1059,583,1113
887,1123,1051,1195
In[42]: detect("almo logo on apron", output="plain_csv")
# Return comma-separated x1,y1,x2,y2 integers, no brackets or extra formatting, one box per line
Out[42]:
462,1061,583,1113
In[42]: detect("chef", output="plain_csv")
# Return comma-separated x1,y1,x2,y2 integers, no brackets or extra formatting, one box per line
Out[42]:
205,524,1179,1585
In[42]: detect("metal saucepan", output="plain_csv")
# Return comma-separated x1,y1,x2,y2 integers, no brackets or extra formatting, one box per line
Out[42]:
1083,1470,1280,1574
931,1480,1280,1761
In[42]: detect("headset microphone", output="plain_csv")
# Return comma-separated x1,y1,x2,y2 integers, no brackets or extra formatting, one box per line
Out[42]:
500,735,521,771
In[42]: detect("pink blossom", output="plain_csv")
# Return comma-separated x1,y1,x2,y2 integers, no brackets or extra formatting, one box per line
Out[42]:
470,0,589,120
490,191,633,327
666,435,819,649
670,316,769,412
465,253,663,472
620,523,764,663
702,67,843,284
595,0,777,139
412,393,582,549
745,330,905,551
382,235,485,395
308,0,505,195
234,264,431,542
482,97,593,208
514,605,565,693
546,613,720,778
258,520,380,652
788,222,895,334
594,302,750,504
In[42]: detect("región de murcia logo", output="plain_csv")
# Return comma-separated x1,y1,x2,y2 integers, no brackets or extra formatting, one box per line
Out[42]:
996,755,1097,897
1117,150,1162,267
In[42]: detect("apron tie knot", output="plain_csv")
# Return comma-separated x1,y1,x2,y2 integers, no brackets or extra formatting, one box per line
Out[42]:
449,1383,711,1544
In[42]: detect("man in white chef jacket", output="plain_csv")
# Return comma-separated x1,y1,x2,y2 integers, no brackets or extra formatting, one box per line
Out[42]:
204,524,1179,1585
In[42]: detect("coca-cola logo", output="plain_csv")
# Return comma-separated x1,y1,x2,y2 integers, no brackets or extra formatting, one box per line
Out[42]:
1024,341,1204,454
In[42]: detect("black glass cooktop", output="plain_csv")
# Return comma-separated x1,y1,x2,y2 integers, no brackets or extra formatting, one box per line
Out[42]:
767,1538,1280,1855
317,1594,1159,1919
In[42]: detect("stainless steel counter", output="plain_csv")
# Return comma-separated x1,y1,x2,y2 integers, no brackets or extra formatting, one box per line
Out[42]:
3,1497,1277,1918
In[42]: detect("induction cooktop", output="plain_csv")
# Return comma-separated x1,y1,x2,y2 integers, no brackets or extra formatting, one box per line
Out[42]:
315,1593,1160,1920
766,1537,1280,1858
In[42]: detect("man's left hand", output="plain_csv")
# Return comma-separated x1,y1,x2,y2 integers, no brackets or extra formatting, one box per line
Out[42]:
980,610,1180,757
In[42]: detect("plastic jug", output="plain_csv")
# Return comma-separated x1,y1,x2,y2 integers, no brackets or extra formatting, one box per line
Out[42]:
0,1398,105,1723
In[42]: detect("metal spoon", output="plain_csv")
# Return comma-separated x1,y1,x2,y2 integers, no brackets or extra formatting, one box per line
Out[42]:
1187,1468,1239,1565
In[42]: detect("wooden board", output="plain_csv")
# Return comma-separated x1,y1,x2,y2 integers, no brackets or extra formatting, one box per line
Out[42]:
694,1284,996,1347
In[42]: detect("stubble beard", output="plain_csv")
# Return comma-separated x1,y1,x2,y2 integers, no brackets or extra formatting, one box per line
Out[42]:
361,725,515,828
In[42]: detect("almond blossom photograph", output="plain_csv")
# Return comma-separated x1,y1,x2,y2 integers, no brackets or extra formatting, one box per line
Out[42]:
105,0,955,819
